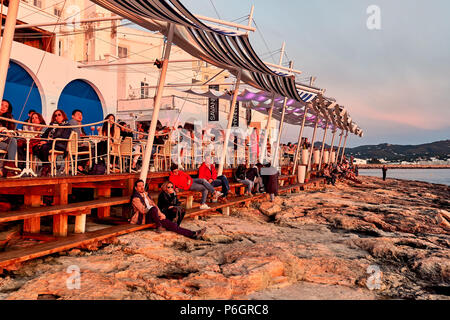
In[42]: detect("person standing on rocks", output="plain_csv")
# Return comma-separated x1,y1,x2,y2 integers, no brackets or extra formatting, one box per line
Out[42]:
382,165,388,181
130,179,206,239
261,163,279,202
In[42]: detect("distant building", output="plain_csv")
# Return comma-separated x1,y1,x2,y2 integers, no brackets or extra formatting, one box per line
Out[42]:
353,158,367,165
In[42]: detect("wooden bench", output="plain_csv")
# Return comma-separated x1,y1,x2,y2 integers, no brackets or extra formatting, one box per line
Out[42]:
0,223,155,271
0,196,130,236
278,174,297,186
167,182,245,210
301,177,326,191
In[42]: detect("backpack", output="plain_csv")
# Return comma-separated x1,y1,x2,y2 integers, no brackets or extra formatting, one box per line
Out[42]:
88,162,106,175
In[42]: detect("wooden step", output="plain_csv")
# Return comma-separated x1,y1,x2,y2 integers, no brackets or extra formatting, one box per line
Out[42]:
0,223,154,269
0,196,130,224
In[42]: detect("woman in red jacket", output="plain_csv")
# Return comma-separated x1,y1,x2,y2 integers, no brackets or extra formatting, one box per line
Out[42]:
169,163,221,210
198,156,230,199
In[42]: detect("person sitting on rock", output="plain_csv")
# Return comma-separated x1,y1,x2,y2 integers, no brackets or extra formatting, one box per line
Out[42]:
198,155,230,201
169,163,222,210
157,181,185,226
130,179,205,239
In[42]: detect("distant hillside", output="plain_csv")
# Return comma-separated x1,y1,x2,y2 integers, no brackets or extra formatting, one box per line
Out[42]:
342,140,450,161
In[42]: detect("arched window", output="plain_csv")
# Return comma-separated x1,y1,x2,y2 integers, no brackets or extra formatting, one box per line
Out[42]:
4,61,43,122
58,79,104,128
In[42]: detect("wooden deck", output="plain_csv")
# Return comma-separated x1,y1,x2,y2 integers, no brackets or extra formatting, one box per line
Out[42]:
0,166,326,271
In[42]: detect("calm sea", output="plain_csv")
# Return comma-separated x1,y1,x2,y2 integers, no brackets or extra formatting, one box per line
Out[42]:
358,169,450,186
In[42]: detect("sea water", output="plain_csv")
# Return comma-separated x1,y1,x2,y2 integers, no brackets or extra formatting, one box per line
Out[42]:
358,169,450,186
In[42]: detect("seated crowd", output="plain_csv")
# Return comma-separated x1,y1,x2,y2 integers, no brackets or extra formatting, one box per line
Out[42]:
129,158,280,239
0,100,171,178
321,157,360,186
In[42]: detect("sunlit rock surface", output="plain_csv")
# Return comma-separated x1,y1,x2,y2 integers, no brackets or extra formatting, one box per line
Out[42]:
1,176,449,300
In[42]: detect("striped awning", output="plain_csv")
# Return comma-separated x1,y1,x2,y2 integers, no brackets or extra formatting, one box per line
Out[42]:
90,0,362,136
90,0,320,104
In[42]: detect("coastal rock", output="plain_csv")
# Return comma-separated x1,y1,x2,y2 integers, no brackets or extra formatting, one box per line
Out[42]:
258,202,282,217
0,176,449,300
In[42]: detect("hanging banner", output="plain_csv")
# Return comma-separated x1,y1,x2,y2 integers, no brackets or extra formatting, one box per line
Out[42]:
245,102,252,126
232,101,240,127
208,85,220,122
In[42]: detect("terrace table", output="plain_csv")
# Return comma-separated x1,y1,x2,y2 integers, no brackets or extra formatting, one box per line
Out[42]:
87,135,105,164
15,131,38,178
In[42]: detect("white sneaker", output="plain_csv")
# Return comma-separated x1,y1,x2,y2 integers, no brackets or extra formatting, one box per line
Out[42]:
215,191,223,198
199,204,211,210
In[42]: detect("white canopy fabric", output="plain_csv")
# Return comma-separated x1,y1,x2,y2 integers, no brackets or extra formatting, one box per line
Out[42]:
90,0,363,137
183,87,330,129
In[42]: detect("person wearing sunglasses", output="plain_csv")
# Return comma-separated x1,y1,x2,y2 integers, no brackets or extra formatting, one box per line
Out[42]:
130,179,206,239
157,181,185,226
33,109,72,176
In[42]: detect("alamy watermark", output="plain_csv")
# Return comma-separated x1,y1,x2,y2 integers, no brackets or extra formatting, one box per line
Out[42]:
367,5,381,30
366,264,382,290
66,265,81,290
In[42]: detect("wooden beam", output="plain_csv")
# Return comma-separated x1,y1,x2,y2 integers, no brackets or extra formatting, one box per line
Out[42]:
0,224,155,269
53,183,69,237
96,187,112,219
23,194,41,234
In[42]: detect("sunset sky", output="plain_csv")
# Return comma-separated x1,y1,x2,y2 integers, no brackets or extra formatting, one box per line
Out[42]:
181,0,450,147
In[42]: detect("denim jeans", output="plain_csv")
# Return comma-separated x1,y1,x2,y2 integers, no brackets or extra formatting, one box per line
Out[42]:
0,137,17,161
190,178,215,204
147,207,194,238
210,175,230,196
237,178,254,194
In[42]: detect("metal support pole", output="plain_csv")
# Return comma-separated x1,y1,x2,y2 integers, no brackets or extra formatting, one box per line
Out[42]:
217,69,242,176
259,45,286,164
0,0,20,101
273,60,293,169
328,129,337,165
259,95,275,164
272,96,287,168
106,121,111,174
139,24,175,183
340,131,349,163
292,106,309,175
307,117,319,172
335,130,344,164
318,120,329,169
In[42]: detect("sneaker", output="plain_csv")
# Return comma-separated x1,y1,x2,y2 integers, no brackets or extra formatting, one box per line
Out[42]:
215,191,223,198
193,227,206,240
199,204,211,210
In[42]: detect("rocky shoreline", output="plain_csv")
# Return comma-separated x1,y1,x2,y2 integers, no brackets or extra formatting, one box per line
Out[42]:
0,176,449,300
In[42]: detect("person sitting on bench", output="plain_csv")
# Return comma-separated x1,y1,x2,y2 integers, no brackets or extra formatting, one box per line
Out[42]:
198,155,230,200
169,163,222,210
234,163,254,196
130,179,205,239
157,181,185,226
246,163,263,194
